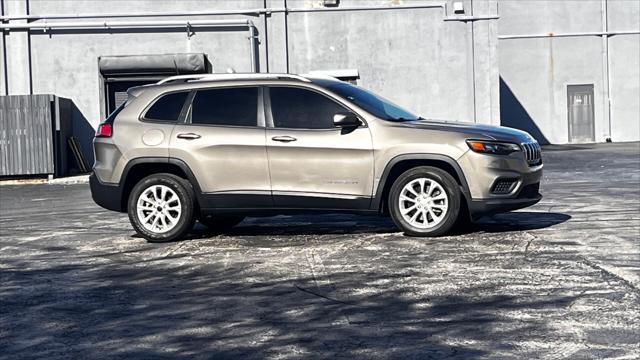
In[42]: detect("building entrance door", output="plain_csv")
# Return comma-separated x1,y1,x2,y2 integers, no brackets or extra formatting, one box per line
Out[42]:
567,84,595,143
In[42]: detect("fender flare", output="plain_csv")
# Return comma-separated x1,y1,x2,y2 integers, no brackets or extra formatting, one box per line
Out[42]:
371,153,472,211
120,157,205,206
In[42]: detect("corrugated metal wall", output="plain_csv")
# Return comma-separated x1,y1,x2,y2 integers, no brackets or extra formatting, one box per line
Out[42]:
0,95,55,176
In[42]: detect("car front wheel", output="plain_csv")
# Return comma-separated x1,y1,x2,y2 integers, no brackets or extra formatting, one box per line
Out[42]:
127,173,196,243
389,166,461,237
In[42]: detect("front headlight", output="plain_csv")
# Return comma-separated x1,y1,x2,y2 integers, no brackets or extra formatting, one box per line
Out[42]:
466,140,521,155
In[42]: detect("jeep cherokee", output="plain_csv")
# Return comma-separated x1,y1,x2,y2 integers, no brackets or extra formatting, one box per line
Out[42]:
90,73,543,242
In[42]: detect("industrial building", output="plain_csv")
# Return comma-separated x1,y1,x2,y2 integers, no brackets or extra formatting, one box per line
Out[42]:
1,0,639,177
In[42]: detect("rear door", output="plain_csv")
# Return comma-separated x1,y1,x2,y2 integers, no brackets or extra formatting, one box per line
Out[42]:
169,86,272,207
265,86,374,209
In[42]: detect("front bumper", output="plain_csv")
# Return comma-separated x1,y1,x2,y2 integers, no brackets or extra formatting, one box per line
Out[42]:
89,172,125,212
468,182,542,219
457,148,543,199
456,148,543,218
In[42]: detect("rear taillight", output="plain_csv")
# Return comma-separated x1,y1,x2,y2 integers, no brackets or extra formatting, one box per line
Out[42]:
95,123,112,138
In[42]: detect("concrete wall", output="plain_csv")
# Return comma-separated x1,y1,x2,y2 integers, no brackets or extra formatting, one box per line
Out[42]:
608,0,640,142
2,0,637,146
498,0,640,144
1,0,499,134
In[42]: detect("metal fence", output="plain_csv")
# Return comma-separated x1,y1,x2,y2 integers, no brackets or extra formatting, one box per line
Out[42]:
0,95,55,177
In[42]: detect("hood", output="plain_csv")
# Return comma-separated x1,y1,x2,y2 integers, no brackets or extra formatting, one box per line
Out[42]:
392,119,537,143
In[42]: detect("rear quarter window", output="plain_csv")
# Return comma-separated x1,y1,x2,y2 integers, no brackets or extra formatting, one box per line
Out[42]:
105,102,126,124
143,91,189,122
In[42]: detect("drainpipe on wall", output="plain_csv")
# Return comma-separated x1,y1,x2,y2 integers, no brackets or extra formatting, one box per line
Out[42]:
470,0,477,123
602,0,612,142
249,23,259,72
1,0,8,95
284,0,290,73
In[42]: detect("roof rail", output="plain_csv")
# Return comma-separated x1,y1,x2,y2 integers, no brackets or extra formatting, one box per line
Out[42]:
156,73,311,85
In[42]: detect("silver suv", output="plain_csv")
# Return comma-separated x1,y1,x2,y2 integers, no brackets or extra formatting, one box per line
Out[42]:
90,73,543,242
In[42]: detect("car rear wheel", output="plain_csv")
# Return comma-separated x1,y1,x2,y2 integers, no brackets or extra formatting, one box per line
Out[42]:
389,166,460,237
198,215,245,233
128,173,195,243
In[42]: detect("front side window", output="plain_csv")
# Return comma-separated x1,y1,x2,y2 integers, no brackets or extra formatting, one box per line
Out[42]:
269,87,349,129
313,79,421,122
144,91,189,122
190,87,258,127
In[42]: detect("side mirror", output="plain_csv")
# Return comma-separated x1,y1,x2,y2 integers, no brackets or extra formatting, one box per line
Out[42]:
333,113,361,128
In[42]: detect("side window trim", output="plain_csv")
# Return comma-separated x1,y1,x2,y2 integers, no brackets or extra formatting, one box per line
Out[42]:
265,85,366,130
264,85,275,128
180,90,196,124
139,90,191,124
257,87,266,128
183,85,264,128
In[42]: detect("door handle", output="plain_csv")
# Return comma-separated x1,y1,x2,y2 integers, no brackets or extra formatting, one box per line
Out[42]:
177,133,201,140
271,135,297,143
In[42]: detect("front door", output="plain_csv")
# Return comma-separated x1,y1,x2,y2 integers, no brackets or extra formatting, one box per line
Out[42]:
169,86,272,207
265,86,374,209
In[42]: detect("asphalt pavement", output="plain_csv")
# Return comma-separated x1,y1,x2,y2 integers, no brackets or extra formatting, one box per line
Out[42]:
1,142,639,359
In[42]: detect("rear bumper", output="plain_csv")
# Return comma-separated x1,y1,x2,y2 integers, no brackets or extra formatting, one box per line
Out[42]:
468,183,542,219
89,173,124,212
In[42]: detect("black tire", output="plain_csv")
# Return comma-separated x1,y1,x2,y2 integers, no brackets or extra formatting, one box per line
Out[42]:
388,166,461,237
127,173,196,243
198,215,245,232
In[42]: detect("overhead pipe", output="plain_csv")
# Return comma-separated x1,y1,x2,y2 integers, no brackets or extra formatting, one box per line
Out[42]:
0,3,454,22
443,15,500,22
498,30,640,40
0,19,260,72
0,18,254,30
284,3,446,13
0,8,270,21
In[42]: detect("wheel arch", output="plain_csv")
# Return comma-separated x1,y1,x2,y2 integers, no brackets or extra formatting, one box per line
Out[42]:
372,154,471,215
119,157,203,212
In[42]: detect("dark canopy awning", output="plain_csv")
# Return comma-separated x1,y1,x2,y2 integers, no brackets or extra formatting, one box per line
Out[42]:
98,53,208,76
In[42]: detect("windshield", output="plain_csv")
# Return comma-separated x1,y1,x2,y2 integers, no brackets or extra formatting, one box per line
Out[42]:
314,79,421,121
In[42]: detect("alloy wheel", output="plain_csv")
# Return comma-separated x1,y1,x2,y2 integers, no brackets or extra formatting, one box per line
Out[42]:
398,177,449,229
136,184,182,233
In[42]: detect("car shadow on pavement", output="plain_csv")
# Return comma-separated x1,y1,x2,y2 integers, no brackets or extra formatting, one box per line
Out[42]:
179,211,571,240
466,211,571,233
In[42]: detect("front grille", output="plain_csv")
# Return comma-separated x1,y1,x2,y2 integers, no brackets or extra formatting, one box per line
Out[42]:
492,178,518,194
522,141,542,166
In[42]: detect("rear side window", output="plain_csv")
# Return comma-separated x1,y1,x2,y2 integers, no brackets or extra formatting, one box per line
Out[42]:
105,102,126,124
269,87,348,129
190,87,258,127
144,91,189,122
